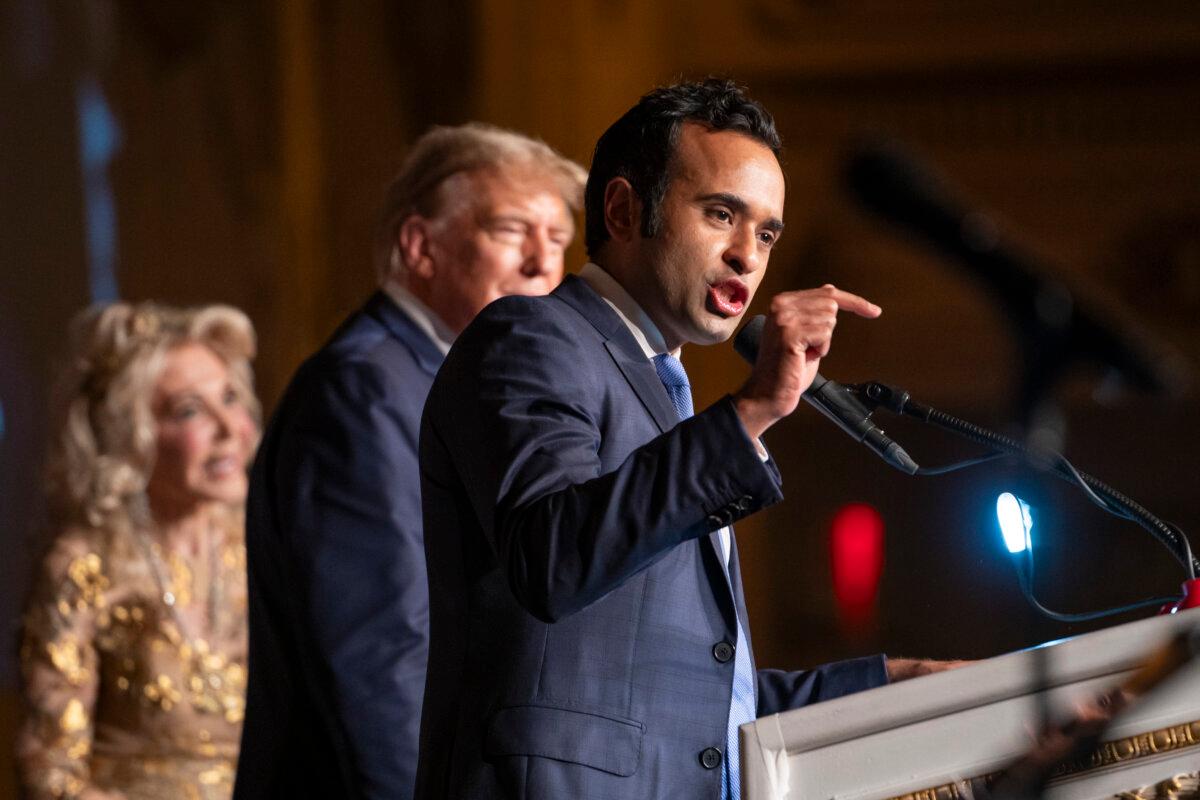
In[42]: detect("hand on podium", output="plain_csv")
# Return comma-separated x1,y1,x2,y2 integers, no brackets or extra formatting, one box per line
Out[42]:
885,657,973,682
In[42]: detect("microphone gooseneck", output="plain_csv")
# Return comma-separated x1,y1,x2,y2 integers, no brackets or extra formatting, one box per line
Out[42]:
733,316,918,475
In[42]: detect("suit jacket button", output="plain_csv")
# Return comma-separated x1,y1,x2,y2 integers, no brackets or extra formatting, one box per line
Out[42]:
736,495,753,512
713,641,735,663
707,514,725,528
700,747,722,769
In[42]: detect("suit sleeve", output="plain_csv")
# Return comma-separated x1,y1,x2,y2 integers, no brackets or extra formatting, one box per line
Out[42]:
426,297,784,624
272,360,426,800
755,656,889,715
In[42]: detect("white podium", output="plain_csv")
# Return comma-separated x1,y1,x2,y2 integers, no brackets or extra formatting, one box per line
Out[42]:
741,609,1200,800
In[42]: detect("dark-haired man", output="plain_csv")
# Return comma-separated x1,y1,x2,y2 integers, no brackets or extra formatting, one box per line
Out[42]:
417,80,950,800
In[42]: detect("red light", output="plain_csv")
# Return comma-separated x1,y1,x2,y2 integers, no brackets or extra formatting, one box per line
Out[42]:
830,503,885,632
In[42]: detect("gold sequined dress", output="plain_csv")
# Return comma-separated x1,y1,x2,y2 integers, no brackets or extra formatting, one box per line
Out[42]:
17,523,248,800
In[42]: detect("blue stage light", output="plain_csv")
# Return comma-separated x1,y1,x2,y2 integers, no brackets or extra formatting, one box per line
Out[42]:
996,492,1032,554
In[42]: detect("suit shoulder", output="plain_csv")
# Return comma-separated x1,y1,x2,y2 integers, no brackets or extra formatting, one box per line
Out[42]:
427,292,605,420
456,292,591,355
323,309,429,374
280,353,388,411
468,291,556,325
264,344,429,454
292,322,431,400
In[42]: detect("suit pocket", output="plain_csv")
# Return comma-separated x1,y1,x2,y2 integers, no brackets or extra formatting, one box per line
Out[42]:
484,704,644,777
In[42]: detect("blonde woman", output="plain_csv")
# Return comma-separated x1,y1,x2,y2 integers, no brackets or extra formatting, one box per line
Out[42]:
17,302,260,800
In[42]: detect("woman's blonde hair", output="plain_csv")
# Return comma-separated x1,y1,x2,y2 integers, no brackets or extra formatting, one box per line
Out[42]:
46,302,260,529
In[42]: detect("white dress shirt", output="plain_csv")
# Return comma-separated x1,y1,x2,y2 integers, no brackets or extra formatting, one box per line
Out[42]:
579,262,678,360
381,278,457,356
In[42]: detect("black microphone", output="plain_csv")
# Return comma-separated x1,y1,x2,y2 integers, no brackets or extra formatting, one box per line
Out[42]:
844,141,1190,407
734,315,919,475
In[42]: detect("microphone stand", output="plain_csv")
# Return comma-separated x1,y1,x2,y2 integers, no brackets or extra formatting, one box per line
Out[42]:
847,378,1200,600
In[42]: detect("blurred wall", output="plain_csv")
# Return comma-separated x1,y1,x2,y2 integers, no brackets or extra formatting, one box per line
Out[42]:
3,0,1200,795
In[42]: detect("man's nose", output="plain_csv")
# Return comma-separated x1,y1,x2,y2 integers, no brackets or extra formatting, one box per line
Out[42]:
723,225,762,275
521,231,556,276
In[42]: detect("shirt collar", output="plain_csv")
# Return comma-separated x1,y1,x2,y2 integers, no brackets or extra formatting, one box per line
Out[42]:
578,262,681,360
381,279,457,356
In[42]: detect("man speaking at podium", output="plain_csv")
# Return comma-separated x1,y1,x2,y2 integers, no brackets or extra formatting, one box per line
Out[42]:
416,79,952,800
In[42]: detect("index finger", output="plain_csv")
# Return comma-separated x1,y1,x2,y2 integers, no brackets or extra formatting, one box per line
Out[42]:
827,286,882,319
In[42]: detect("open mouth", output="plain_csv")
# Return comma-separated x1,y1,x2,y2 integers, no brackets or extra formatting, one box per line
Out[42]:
706,279,749,317
205,455,242,479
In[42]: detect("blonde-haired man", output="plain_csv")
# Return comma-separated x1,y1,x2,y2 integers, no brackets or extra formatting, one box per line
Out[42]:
236,124,585,800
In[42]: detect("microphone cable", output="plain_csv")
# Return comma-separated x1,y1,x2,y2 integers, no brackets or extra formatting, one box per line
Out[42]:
852,379,1198,581
848,380,1195,623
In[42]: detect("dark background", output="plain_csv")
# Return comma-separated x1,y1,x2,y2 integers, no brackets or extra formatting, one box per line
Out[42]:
3,1,1199,795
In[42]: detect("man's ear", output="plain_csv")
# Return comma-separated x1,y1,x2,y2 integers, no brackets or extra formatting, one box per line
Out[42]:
603,178,641,244
397,216,437,280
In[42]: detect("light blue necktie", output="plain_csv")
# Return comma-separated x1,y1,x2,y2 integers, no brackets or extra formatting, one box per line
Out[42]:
652,354,757,800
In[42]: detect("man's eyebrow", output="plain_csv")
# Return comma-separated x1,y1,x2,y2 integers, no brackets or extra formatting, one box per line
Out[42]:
485,212,574,234
698,192,747,213
697,192,785,233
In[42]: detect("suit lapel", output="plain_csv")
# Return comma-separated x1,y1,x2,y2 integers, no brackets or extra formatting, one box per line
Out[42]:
555,276,681,434
604,341,680,434
363,291,445,376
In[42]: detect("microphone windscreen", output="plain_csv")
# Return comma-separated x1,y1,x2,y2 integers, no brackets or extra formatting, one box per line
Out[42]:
734,315,766,365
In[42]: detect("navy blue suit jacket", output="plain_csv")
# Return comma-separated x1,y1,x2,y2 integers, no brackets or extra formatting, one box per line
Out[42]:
236,292,442,800
415,275,886,799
